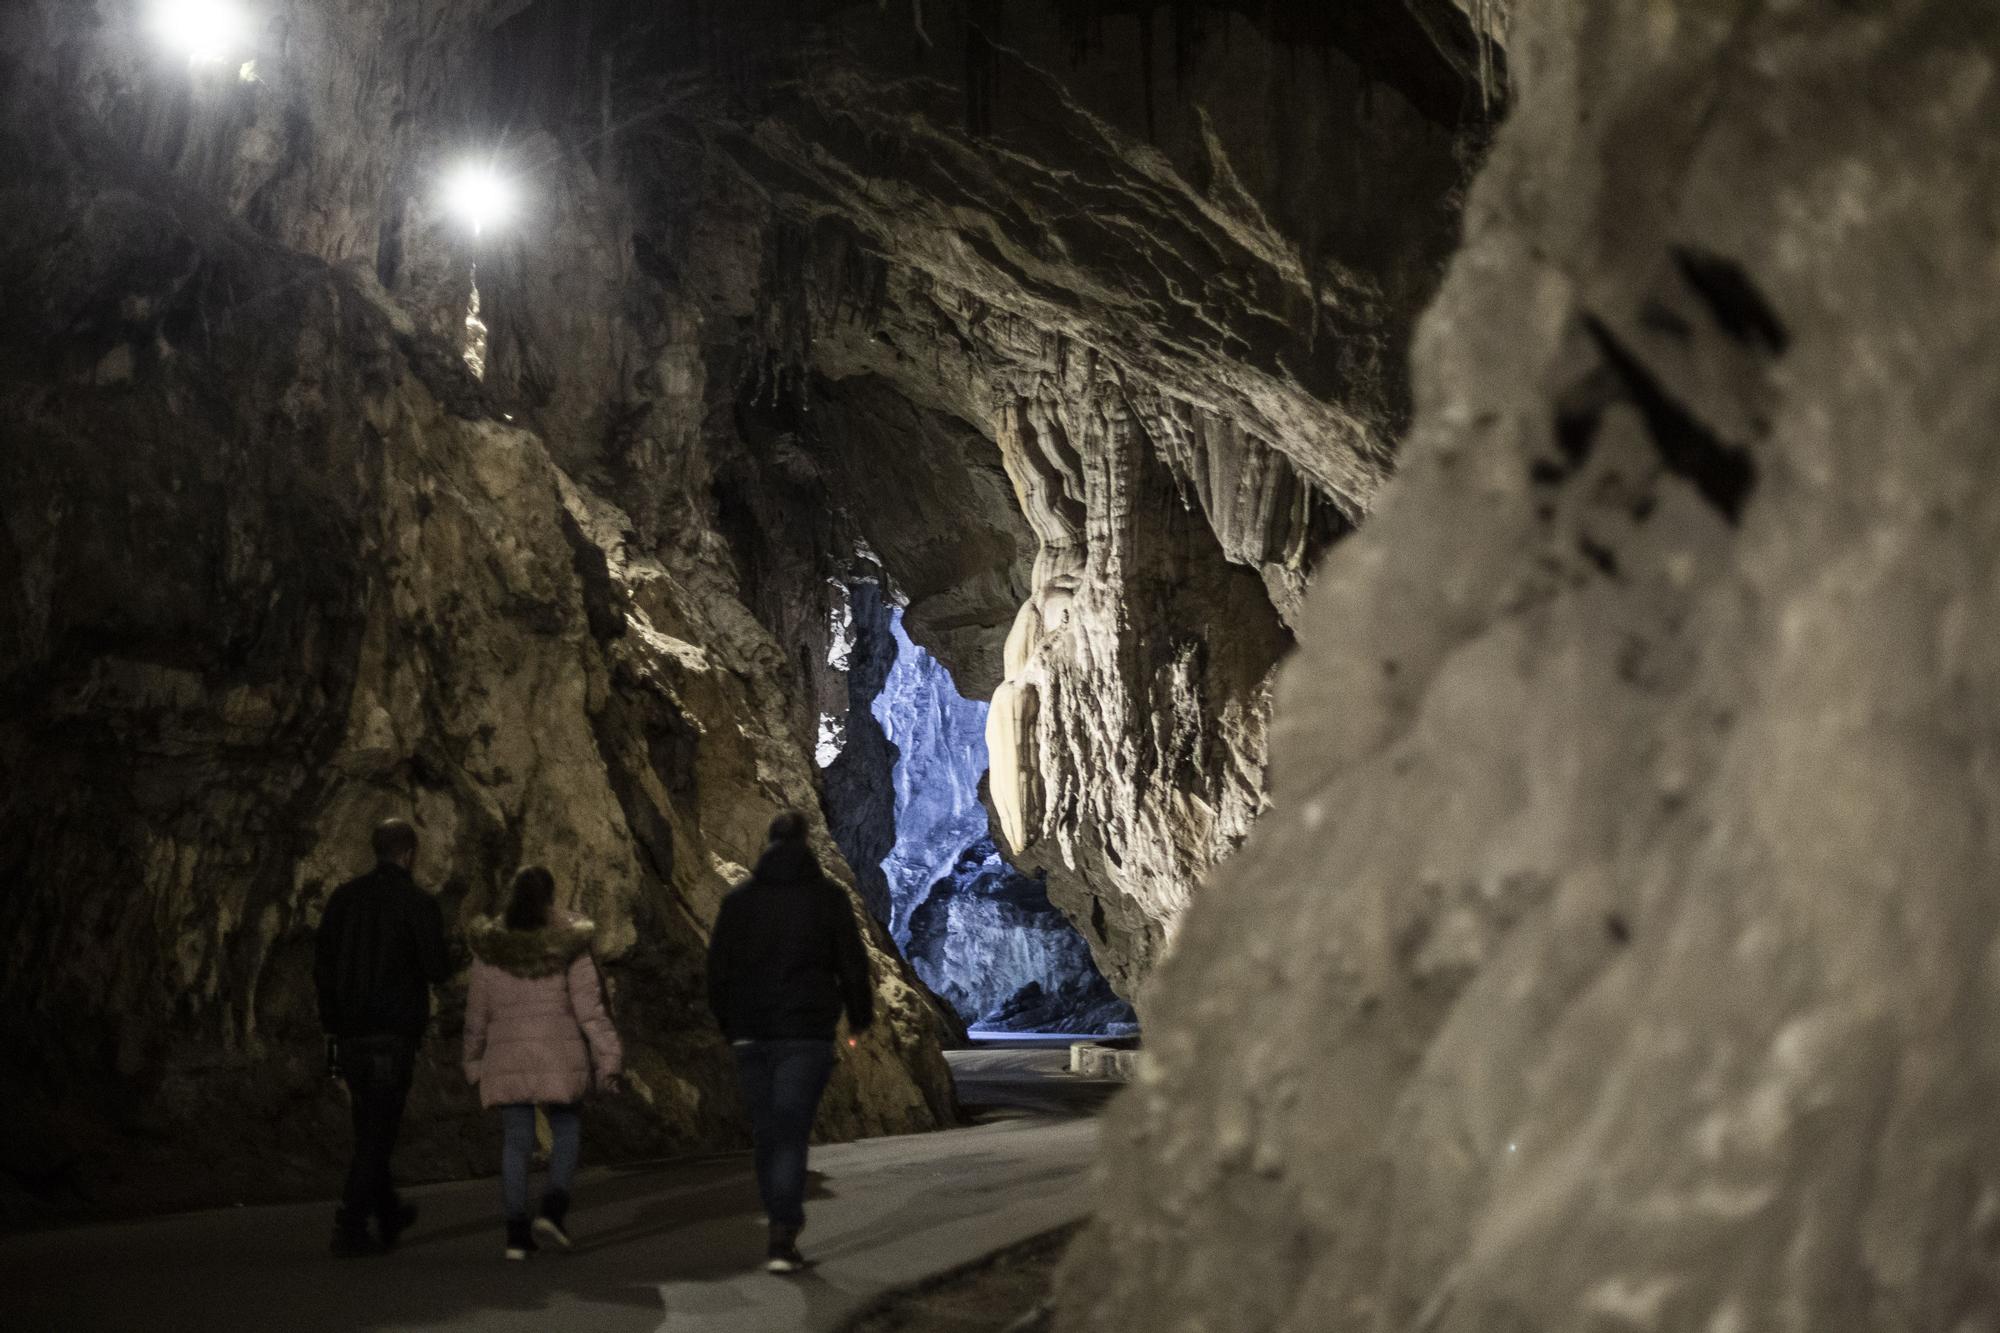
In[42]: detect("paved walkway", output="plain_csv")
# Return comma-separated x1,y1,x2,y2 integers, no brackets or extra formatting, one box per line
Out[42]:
3,1045,1112,1332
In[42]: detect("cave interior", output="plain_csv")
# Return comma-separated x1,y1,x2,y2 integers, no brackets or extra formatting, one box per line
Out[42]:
7,0,1998,1329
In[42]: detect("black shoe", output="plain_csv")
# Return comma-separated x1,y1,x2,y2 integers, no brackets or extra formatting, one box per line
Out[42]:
504,1217,537,1262
330,1228,384,1259
378,1201,419,1251
765,1224,805,1274
533,1189,572,1251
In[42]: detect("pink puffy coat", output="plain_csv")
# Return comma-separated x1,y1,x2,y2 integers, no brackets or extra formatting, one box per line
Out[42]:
462,913,623,1109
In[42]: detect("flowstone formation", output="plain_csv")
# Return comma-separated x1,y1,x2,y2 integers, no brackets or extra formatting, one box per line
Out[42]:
1060,1,2000,1329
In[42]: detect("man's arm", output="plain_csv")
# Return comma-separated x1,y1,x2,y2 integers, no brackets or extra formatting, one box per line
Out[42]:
829,887,875,1034
313,887,346,1034
705,896,736,1035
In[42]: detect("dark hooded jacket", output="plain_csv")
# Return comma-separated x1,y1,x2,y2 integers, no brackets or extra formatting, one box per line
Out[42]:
314,862,448,1039
706,837,875,1042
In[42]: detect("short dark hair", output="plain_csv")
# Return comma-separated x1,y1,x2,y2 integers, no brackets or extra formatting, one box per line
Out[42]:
372,819,418,863
767,810,809,844
505,865,557,932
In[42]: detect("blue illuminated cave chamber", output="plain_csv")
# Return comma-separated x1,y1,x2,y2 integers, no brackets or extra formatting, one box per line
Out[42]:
824,582,1135,1036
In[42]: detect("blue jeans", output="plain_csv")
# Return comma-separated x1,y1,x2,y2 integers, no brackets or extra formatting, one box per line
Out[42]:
732,1039,835,1230
499,1103,581,1222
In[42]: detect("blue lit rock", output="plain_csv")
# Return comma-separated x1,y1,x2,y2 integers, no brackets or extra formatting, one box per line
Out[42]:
873,608,992,944
869,604,1130,1033
905,839,1136,1035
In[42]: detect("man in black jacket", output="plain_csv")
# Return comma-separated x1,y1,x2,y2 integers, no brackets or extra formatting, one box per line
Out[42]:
707,810,874,1273
315,818,448,1257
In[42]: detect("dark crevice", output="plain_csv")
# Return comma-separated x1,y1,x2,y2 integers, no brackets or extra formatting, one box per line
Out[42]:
1580,315,1759,525
1671,246,1790,353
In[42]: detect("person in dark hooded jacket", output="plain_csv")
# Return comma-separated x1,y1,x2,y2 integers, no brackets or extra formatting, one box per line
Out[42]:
315,818,448,1257
706,810,874,1273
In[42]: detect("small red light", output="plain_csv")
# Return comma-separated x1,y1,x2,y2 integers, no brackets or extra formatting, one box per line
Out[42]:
846,1037,858,1048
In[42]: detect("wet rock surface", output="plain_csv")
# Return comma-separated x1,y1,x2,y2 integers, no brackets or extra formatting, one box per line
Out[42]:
1060,2,2000,1329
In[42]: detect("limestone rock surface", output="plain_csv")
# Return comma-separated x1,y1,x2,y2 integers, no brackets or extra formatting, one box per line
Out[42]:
0,0,1499,1211
0,0,954,1216
649,0,1491,998
1058,2,2000,1329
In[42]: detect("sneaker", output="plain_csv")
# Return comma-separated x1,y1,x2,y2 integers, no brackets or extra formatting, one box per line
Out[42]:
330,1228,383,1259
504,1217,537,1262
533,1189,572,1251
378,1201,419,1251
765,1224,805,1274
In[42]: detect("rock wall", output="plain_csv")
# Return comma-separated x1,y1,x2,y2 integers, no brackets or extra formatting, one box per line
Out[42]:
823,579,902,926
658,0,1494,998
0,0,1501,1211
1059,1,2000,1328
0,0,953,1216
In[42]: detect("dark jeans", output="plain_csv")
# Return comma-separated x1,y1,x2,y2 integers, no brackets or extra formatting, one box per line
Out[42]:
732,1039,835,1231
337,1033,416,1233
499,1103,581,1221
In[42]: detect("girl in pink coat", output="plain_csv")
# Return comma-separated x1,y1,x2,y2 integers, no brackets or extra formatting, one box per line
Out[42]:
463,866,623,1260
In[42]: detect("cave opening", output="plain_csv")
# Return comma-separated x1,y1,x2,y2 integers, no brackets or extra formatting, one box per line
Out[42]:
824,581,1135,1037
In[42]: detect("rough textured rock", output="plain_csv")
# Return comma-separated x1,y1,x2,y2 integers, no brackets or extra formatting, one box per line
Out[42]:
1059,2,2000,1329
655,0,1492,999
0,0,953,1216
520,0,1495,1006
0,0,1497,1211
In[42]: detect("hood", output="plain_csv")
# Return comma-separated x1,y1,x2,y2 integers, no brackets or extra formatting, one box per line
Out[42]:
751,839,820,886
467,913,596,978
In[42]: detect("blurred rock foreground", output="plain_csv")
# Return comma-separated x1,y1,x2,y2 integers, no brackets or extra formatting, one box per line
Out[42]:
1059,2,2000,1329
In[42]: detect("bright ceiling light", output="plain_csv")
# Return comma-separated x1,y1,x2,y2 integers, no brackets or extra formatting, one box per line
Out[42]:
152,0,250,65
443,162,517,237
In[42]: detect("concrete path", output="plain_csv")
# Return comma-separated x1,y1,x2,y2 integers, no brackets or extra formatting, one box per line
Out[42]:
2,1044,1115,1333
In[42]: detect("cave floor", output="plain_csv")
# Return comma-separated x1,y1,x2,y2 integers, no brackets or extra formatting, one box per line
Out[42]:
4,1044,1116,1333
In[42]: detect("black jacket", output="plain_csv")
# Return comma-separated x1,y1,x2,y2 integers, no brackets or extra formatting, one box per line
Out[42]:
706,840,875,1042
314,863,449,1039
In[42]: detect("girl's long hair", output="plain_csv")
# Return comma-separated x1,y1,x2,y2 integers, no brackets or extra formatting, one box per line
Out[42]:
504,865,557,932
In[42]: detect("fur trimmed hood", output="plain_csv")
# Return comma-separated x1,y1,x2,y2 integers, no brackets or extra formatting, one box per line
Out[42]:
467,913,596,978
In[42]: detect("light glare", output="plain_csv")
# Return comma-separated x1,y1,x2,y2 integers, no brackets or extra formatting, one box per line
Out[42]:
444,163,517,237
152,0,249,64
